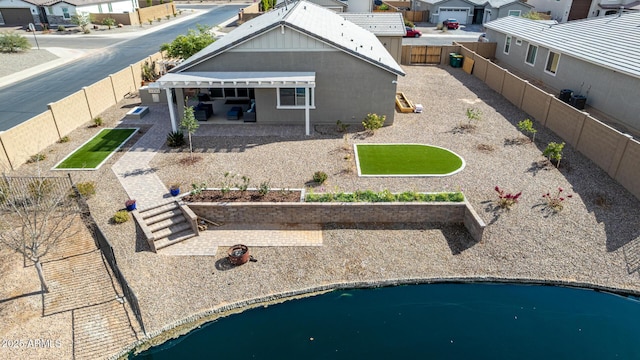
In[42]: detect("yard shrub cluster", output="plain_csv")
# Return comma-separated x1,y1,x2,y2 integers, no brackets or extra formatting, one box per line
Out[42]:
0,32,30,53
305,190,464,203
160,24,215,59
75,181,96,198
362,113,386,133
312,171,328,184
112,210,130,224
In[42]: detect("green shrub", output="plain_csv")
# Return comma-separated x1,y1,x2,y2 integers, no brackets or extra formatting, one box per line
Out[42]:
305,190,464,203
258,181,270,196
57,25,66,32
543,141,565,168
517,118,537,142
313,171,328,184
76,181,96,198
28,179,52,200
112,210,130,224
379,4,389,10
58,136,70,143
166,131,185,147
93,116,104,127
404,19,414,28
0,32,30,53
27,153,46,164
362,113,385,133
102,17,116,29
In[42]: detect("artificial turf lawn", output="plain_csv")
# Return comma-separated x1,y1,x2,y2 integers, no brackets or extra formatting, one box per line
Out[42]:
356,144,463,175
55,128,136,169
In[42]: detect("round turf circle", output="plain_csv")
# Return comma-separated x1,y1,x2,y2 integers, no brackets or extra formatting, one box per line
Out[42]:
355,144,465,176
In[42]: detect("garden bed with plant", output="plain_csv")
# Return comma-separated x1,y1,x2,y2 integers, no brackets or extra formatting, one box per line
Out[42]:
182,189,302,203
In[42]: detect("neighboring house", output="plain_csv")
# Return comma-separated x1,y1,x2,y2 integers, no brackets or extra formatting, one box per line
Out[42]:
340,12,405,62
305,0,348,12
414,0,532,24
526,0,639,22
484,13,640,134
156,1,405,136
0,0,138,26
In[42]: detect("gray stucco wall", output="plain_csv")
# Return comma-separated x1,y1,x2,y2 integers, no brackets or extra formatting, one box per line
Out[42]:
488,28,640,133
185,50,399,126
495,3,532,18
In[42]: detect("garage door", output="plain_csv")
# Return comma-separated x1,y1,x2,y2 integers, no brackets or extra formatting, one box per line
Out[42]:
0,8,33,26
438,8,469,24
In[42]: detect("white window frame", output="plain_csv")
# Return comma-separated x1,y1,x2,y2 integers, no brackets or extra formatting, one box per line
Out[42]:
277,87,315,109
515,39,522,46
508,10,521,16
525,44,538,66
544,51,561,76
504,35,512,55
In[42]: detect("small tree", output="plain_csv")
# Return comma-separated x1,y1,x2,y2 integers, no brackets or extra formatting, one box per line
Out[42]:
0,32,30,53
0,176,81,293
543,141,565,168
517,118,537,142
160,24,215,59
71,12,92,33
102,17,116,30
180,102,199,159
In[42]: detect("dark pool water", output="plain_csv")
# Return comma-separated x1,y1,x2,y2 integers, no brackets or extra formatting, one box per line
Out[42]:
134,283,640,359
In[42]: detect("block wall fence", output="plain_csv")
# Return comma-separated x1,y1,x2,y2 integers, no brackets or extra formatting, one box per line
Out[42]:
0,52,162,171
460,45,639,200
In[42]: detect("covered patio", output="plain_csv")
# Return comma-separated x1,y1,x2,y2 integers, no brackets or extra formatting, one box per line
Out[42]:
156,71,316,136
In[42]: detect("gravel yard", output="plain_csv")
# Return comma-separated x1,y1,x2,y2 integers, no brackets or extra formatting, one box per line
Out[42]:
5,65,640,357
0,50,59,77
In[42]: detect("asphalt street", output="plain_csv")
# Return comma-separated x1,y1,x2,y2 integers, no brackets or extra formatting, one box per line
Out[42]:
0,4,244,131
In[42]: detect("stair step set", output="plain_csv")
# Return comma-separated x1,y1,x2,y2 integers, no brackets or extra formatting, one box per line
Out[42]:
131,200,199,252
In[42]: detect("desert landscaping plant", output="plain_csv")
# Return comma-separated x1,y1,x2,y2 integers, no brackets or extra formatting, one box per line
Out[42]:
542,187,573,213
305,190,464,203
71,12,92,33
521,11,544,20
0,176,81,293
0,32,30,53
517,118,537,143
495,186,522,210
102,17,116,29
190,182,206,195
180,104,199,159
93,116,104,127
58,136,70,143
141,60,159,82
313,171,328,184
166,131,185,147
27,153,46,164
236,176,250,192
362,113,385,134
112,210,130,224
258,180,271,196
75,181,96,198
543,141,565,168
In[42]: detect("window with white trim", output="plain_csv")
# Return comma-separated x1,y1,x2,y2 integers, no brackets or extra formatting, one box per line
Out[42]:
545,51,560,75
277,87,314,108
504,35,511,54
525,44,537,65
62,7,70,19
508,10,521,16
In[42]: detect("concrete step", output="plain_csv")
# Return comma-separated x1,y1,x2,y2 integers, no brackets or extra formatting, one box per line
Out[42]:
154,228,197,250
139,202,180,220
148,214,187,233
152,221,192,240
144,208,184,226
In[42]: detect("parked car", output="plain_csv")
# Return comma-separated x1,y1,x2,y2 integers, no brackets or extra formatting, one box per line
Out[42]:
442,19,459,30
478,33,488,42
405,26,422,38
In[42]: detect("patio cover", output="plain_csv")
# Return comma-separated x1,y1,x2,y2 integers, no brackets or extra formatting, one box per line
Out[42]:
156,72,316,89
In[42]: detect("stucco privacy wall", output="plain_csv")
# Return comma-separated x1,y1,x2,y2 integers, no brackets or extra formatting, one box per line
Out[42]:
614,139,640,198
138,3,176,24
545,98,586,147
91,12,139,26
188,201,486,242
576,118,630,176
49,91,92,137
484,61,505,94
84,78,117,119
521,83,551,125
472,54,488,82
0,111,59,168
110,67,137,100
501,72,526,108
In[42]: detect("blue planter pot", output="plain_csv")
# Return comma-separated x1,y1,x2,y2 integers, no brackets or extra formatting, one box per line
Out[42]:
126,203,137,211
170,188,180,197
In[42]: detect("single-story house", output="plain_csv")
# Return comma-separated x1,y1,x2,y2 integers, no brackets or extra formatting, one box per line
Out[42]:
305,0,348,12
526,0,639,23
0,0,138,26
414,0,533,24
340,12,405,62
156,1,405,136
484,13,640,134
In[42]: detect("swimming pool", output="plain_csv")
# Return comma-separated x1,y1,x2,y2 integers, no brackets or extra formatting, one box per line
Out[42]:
134,283,640,359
